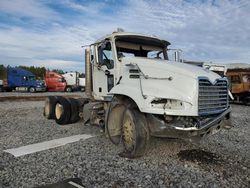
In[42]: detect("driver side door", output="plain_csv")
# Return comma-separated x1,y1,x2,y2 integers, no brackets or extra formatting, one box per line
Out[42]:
92,40,115,100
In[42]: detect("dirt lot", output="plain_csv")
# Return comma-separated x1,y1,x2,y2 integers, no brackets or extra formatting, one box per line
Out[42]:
0,99,249,188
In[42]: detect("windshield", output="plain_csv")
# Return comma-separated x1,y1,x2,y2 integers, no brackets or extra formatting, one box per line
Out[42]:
115,37,168,60
28,76,35,81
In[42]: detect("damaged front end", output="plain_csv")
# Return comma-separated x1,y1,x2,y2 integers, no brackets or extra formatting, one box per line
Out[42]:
146,107,232,141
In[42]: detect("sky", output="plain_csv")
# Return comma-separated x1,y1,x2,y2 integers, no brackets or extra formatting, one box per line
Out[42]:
0,0,249,73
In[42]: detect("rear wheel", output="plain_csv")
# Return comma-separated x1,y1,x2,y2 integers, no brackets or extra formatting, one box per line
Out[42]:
66,87,72,92
120,108,149,158
67,98,80,123
44,96,60,119
55,97,71,125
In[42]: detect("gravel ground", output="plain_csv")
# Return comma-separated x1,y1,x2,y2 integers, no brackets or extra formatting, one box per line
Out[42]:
0,101,249,188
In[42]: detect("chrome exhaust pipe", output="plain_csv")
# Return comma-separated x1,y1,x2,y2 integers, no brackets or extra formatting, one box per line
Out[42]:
174,51,181,62
85,47,93,99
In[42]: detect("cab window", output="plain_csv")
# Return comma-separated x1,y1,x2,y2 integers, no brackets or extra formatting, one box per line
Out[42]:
98,41,114,69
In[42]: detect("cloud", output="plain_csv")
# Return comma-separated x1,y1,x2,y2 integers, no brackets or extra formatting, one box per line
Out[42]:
0,24,94,72
60,0,107,15
118,0,250,63
0,0,58,20
0,0,249,73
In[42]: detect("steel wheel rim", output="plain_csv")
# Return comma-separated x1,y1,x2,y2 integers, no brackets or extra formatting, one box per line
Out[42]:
122,111,136,152
55,103,63,119
45,100,50,116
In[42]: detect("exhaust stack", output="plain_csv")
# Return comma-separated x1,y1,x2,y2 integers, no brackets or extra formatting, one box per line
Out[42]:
174,51,181,62
85,47,93,99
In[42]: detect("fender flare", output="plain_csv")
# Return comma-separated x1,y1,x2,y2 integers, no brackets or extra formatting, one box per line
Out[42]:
109,85,145,112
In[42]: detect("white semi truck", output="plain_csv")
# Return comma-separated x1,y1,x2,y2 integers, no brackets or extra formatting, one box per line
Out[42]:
44,31,232,157
62,72,85,92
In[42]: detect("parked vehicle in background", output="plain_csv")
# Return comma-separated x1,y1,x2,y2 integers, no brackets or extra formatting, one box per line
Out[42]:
204,63,250,105
1,67,46,92
227,71,250,104
62,72,85,92
45,71,85,92
79,77,85,91
45,71,67,92
0,79,3,92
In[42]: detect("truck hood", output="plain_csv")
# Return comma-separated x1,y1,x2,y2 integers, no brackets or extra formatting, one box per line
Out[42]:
121,57,220,82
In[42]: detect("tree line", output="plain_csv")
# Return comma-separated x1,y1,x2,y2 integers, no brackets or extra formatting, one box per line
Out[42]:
0,64,84,79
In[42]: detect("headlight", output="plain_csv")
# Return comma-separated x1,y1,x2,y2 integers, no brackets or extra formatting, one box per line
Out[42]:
151,98,191,110
164,99,183,109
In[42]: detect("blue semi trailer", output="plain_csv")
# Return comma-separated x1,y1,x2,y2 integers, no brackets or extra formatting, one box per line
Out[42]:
1,67,46,92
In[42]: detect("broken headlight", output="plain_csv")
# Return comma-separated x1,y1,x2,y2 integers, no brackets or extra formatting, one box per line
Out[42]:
151,98,191,110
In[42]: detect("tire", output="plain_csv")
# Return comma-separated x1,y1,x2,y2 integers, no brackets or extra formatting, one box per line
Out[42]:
55,97,71,125
66,87,72,92
106,100,126,145
121,108,149,158
67,98,80,123
44,96,60,119
29,87,36,93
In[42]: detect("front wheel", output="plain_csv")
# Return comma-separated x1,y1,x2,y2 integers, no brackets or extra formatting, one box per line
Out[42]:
29,87,36,93
121,108,149,158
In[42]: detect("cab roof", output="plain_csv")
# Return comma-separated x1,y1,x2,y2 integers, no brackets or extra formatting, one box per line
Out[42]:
95,31,171,46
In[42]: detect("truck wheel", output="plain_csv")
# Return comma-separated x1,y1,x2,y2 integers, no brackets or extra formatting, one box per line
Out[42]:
44,96,60,119
121,108,149,158
55,97,71,125
29,87,36,93
66,87,72,92
106,100,126,145
67,98,80,123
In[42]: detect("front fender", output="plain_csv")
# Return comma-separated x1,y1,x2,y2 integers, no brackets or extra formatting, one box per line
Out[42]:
109,84,146,112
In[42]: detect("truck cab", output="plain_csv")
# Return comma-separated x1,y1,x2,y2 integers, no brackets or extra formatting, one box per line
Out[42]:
89,32,230,114
45,71,66,92
227,71,250,104
6,67,46,92
84,31,232,156
62,72,85,92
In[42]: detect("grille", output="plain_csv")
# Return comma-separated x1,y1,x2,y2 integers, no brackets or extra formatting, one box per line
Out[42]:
198,78,228,116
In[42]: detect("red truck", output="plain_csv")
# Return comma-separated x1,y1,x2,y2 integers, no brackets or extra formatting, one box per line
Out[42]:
45,71,66,92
